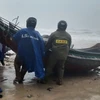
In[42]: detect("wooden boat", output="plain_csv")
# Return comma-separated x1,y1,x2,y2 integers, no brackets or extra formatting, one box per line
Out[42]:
43,36,100,72
77,43,100,53
65,49,100,72
0,17,100,72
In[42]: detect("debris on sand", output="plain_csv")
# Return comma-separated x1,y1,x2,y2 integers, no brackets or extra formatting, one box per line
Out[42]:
27,94,33,98
47,87,53,91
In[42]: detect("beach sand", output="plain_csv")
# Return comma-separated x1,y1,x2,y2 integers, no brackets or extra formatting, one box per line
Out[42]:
0,54,100,100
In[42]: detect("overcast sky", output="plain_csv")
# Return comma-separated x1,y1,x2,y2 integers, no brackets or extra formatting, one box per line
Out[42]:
0,0,100,30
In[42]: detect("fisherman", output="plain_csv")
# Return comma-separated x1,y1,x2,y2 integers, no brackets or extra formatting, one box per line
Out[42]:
45,20,72,85
0,43,5,66
12,17,45,83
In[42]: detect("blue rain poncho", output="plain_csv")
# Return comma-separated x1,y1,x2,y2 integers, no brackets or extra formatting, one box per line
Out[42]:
13,27,45,79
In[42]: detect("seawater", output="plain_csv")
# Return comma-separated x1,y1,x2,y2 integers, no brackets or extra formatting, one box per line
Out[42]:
38,28,100,49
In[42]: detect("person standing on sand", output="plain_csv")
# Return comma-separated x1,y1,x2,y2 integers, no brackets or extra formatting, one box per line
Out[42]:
12,17,45,83
45,20,72,85
0,43,5,66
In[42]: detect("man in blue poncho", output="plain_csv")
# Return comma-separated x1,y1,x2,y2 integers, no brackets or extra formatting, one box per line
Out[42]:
12,17,45,83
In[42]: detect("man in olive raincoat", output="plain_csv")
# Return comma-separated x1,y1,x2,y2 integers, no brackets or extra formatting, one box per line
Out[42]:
45,20,72,85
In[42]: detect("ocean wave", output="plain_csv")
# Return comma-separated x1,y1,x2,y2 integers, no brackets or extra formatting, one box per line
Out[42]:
37,28,100,36
37,28,100,49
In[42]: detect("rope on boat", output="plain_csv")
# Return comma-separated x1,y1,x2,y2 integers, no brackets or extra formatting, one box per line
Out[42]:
0,16,21,37
0,16,21,32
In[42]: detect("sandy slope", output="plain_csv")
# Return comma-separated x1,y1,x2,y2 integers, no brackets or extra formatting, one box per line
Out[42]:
0,54,100,100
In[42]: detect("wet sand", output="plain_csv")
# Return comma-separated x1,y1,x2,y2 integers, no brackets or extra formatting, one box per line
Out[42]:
0,54,100,100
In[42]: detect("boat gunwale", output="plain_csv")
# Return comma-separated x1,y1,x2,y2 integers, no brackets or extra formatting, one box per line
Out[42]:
68,55,100,60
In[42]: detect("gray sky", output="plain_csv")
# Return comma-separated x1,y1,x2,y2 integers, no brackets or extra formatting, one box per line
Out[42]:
0,0,100,30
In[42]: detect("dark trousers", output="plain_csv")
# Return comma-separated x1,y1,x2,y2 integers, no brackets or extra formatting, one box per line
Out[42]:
45,54,65,82
14,55,27,82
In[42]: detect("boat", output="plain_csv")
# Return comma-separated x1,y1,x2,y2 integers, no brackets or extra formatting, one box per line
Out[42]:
65,49,100,72
77,43,100,53
0,17,100,72
43,35,100,72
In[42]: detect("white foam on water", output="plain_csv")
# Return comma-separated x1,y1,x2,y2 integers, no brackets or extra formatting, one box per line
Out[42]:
38,28,100,49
